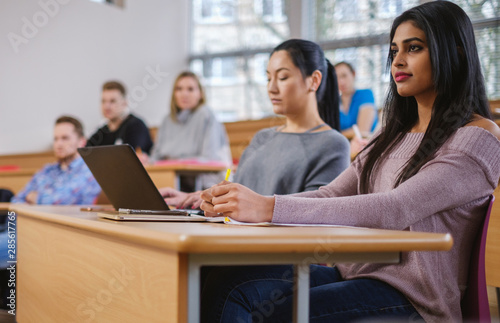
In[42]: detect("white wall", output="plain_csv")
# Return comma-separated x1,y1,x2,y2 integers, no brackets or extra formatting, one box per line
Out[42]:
0,0,189,154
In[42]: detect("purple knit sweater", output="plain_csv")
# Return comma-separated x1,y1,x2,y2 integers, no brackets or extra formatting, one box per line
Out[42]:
272,126,500,322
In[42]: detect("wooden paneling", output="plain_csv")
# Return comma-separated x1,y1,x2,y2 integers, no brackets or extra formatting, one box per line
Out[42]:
491,100,500,127
0,168,37,193
17,214,186,322
490,99,500,112
486,186,500,288
0,151,54,169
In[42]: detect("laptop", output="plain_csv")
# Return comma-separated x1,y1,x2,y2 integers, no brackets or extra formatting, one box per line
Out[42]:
77,145,207,222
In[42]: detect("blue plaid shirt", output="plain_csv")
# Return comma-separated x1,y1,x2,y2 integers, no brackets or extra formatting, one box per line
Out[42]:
11,157,101,205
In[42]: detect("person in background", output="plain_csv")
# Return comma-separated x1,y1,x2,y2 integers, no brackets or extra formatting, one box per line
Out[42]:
161,39,349,209
149,71,231,191
335,61,378,138
0,190,13,203
335,62,378,156
86,81,153,154
335,61,378,156
12,116,101,205
199,2,500,322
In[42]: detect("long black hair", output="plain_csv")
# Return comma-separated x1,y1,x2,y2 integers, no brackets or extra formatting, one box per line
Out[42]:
359,1,491,194
271,39,340,131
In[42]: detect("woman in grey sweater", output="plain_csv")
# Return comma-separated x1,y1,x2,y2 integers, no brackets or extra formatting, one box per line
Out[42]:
161,39,350,207
150,72,232,190
200,2,500,322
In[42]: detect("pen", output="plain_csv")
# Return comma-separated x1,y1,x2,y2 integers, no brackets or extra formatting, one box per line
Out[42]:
352,124,363,140
225,168,231,181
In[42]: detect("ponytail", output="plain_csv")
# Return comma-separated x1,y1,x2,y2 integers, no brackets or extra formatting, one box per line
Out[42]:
317,59,340,131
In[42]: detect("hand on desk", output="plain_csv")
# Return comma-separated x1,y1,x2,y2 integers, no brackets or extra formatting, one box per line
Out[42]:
159,187,188,207
25,191,38,205
200,181,275,222
159,187,203,209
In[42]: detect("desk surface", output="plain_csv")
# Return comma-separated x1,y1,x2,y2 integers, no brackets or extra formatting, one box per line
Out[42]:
11,205,453,254
14,205,453,323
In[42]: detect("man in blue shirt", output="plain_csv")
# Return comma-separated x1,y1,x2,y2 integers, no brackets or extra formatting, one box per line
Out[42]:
11,116,101,205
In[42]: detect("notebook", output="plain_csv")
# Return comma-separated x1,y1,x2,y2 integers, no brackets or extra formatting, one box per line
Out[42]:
77,145,208,222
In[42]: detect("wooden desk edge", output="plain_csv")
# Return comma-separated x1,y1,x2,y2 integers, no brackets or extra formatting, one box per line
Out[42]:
0,203,11,212
11,205,453,254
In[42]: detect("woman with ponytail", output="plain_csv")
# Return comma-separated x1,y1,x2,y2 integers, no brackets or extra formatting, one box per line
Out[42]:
200,2,500,322
161,38,349,208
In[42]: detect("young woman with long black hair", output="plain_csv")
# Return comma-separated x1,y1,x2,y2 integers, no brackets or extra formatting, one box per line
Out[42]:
200,2,500,321
161,39,349,208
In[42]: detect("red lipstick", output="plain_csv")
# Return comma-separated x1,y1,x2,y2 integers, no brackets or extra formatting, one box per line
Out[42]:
394,72,412,82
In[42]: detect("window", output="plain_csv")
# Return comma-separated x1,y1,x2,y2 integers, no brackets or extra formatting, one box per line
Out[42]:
475,26,500,99
315,0,499,108
202,57,238,82
254,0,287,23
191,55,272,121
333,0,358,22
190,0,500,121
455,0,500,99
378,0,403,18
193,0,236,24
190,0,290,120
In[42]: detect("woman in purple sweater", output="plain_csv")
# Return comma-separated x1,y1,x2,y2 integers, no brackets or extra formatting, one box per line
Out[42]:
199,2,500,322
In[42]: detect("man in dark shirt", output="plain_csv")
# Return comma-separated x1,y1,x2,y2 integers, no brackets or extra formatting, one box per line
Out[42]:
86,81,153,154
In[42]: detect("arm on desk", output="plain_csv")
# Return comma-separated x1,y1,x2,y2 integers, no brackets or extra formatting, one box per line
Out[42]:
273,147,497,230
10,170,40,204
159,187,204,209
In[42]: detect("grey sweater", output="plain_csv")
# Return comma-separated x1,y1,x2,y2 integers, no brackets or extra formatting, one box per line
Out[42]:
150,106,232,188
151,106,231,163
234,127,350,195
273,126,500,322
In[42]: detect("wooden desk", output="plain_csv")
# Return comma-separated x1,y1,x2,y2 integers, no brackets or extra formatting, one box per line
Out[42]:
12,205,452,323
0,164,226,195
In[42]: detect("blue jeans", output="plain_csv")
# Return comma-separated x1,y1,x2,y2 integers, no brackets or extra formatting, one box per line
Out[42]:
201,265,423,323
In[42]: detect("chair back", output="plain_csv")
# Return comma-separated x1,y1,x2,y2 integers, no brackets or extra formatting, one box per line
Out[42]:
462,195,495,322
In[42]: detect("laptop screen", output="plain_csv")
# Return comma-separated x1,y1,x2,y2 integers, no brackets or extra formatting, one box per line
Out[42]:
78,145,170,211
